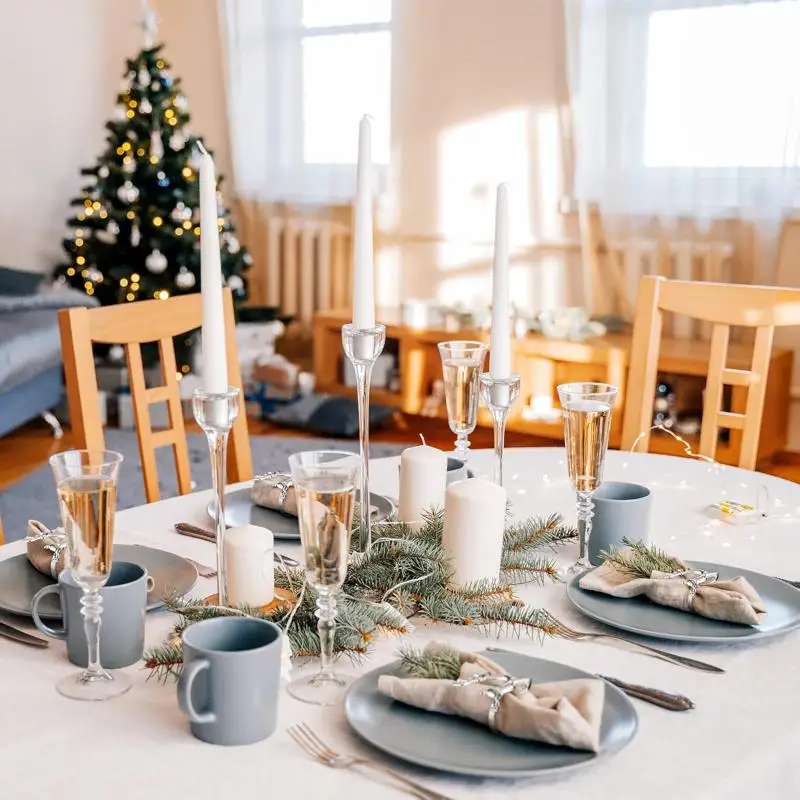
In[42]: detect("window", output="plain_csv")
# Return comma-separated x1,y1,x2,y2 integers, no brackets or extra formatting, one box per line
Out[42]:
223,0,392,202
644,1,800,169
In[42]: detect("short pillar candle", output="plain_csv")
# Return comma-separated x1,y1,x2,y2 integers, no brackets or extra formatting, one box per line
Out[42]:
398,440,447,522
223,524,275,607
441,478,507,585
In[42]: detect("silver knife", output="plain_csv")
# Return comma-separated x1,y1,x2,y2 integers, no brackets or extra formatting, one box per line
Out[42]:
0,620,49,648
485,647,694,711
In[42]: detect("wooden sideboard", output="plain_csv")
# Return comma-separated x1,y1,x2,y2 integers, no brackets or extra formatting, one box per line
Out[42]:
313,309,793,466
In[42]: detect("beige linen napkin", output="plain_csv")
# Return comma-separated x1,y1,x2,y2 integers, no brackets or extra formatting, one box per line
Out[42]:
250,473,377,518
377,644,604,752
25,520,68,579
579,550,767,626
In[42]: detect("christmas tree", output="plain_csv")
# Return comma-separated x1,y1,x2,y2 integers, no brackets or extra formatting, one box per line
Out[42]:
54,20,251,354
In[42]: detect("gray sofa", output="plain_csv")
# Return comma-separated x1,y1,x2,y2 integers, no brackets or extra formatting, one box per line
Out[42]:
0,268,97,437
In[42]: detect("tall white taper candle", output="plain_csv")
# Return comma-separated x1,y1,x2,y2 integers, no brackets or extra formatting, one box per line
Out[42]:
198,142,228,394
352,115,375,330
489,183,510,379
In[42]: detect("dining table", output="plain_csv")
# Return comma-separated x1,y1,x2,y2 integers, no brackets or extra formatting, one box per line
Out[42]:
2,446,800,799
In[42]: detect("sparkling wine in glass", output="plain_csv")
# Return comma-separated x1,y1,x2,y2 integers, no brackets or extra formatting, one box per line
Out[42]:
438,341,488,462
557,383,618,574
287,450,360,706
49,449,127,701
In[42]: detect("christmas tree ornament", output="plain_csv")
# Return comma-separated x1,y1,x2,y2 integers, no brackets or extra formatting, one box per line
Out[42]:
130,224,141,247
108,344,125,363
170,201,192,222
225,234,241,254
117,181,139,204
243,253,253,266
174,94,188,110
138,67,150,86
107,221,120,236
87,268,104,283
98,166,110,179
123,158,136,174
145,249,168,274
96,227,116,245
151,80,161,91
112,105,126,121
227,274,244,292
139,98,152,114
169,132,186,151
175,267,196,290
150,129,164,161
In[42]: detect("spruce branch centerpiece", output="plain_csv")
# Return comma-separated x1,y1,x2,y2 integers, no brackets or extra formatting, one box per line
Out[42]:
599,538,685,580
144,510,576,682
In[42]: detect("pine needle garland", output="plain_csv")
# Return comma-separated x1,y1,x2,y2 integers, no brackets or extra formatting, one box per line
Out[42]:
144,510,576,681
599,537,684,579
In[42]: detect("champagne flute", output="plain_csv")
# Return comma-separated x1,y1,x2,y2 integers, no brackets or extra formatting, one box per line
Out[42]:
557,383,618,574
438,341,488,462
287,450,360,706
49,449,127,701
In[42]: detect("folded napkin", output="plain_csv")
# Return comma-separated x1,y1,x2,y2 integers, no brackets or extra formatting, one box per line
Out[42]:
579,548,767,626
26,520,68,579
250,472,377,518
377,643,604,752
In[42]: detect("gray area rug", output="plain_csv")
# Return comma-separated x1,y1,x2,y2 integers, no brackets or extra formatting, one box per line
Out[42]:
0,429,404,542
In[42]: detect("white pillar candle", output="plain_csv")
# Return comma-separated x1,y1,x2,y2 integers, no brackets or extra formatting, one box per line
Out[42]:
198,143,228,394
441,478,507,585
352,115,375,330
489,183,511,379
398,441,447,522
224,524,275,607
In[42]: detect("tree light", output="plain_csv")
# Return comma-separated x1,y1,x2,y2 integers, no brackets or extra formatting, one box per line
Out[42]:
86,286,94,296
84,281,92,290
156,289,170,300
120,278,129,287
193,227,200,235
129,100,138,108
181,167,192,178
126,293,135,302
175,228,184,236
126,210,135,219
81,269,89,277
137,147,145,156
116,147,125,156
75,238,84,246
181,365,190,373
176,372,183,381
156,59,165,68
131,282,140,291
182,220,192,230
99,210,108,218
126,110,135,118
92,201,101,210
76,256,86,265
150,156,158,164
67,268,76,276
164,109,174,118
153,216,163,227
122,142,132,151
131,273,140,281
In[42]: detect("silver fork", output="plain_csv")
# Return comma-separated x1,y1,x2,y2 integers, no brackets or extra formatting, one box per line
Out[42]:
186,558,217,579
549,618,725,673
288,723,455,800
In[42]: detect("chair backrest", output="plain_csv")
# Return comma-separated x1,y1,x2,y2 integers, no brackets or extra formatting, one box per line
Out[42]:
621,275,800,469
59,289,252,503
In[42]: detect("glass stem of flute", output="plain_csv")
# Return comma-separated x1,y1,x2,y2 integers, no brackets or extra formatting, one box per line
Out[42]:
575,490,594,569
81,590,104,679
489,405,509,487
352,360,373,552
207,428,230,605
316,589,337,681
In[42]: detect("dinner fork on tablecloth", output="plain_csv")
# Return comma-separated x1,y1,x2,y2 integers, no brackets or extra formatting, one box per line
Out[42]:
287,723,456,800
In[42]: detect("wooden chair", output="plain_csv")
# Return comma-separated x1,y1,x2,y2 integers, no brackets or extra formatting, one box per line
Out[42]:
58,289,253,503
621,275,800,470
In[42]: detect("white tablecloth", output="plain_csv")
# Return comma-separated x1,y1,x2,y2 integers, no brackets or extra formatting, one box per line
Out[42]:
2,447,800,799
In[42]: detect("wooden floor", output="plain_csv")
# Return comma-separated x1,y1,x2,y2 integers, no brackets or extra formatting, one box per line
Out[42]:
1,414,799,492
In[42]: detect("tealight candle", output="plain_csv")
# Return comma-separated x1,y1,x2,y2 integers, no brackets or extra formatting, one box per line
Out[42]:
441,478,506,585
398,439,447,522
224,524,274,607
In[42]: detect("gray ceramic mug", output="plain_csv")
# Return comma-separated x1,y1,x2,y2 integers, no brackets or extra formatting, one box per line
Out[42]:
177,616,282,746
588,482,653,566
31,561,152,668
446,457,469,485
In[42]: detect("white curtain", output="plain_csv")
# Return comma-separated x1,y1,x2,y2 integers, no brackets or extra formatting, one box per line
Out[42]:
565,0,800,224
220,0,392,205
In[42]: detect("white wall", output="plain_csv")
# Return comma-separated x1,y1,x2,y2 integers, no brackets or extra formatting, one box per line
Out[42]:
0,0,141,274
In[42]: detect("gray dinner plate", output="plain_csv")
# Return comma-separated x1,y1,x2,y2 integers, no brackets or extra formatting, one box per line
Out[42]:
567,559,800,643
207,487,395,541
345,650,638,779
0,545,197,621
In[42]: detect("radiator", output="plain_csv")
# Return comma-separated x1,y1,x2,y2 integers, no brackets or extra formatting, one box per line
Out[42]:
235,201,352,328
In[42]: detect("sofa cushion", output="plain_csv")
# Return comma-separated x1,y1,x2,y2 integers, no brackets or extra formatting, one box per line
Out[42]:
0,266,44,296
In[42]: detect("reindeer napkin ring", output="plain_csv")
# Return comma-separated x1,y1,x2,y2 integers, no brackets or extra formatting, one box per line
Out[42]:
454,672,532,732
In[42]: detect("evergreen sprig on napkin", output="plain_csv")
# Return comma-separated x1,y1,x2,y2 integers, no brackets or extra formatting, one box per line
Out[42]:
599,538,684,579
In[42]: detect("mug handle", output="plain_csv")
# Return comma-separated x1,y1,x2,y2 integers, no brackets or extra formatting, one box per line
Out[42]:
30,585,67,640
177,659,216,725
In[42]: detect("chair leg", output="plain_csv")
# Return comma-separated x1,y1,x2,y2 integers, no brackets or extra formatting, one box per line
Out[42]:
41,410,64,440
